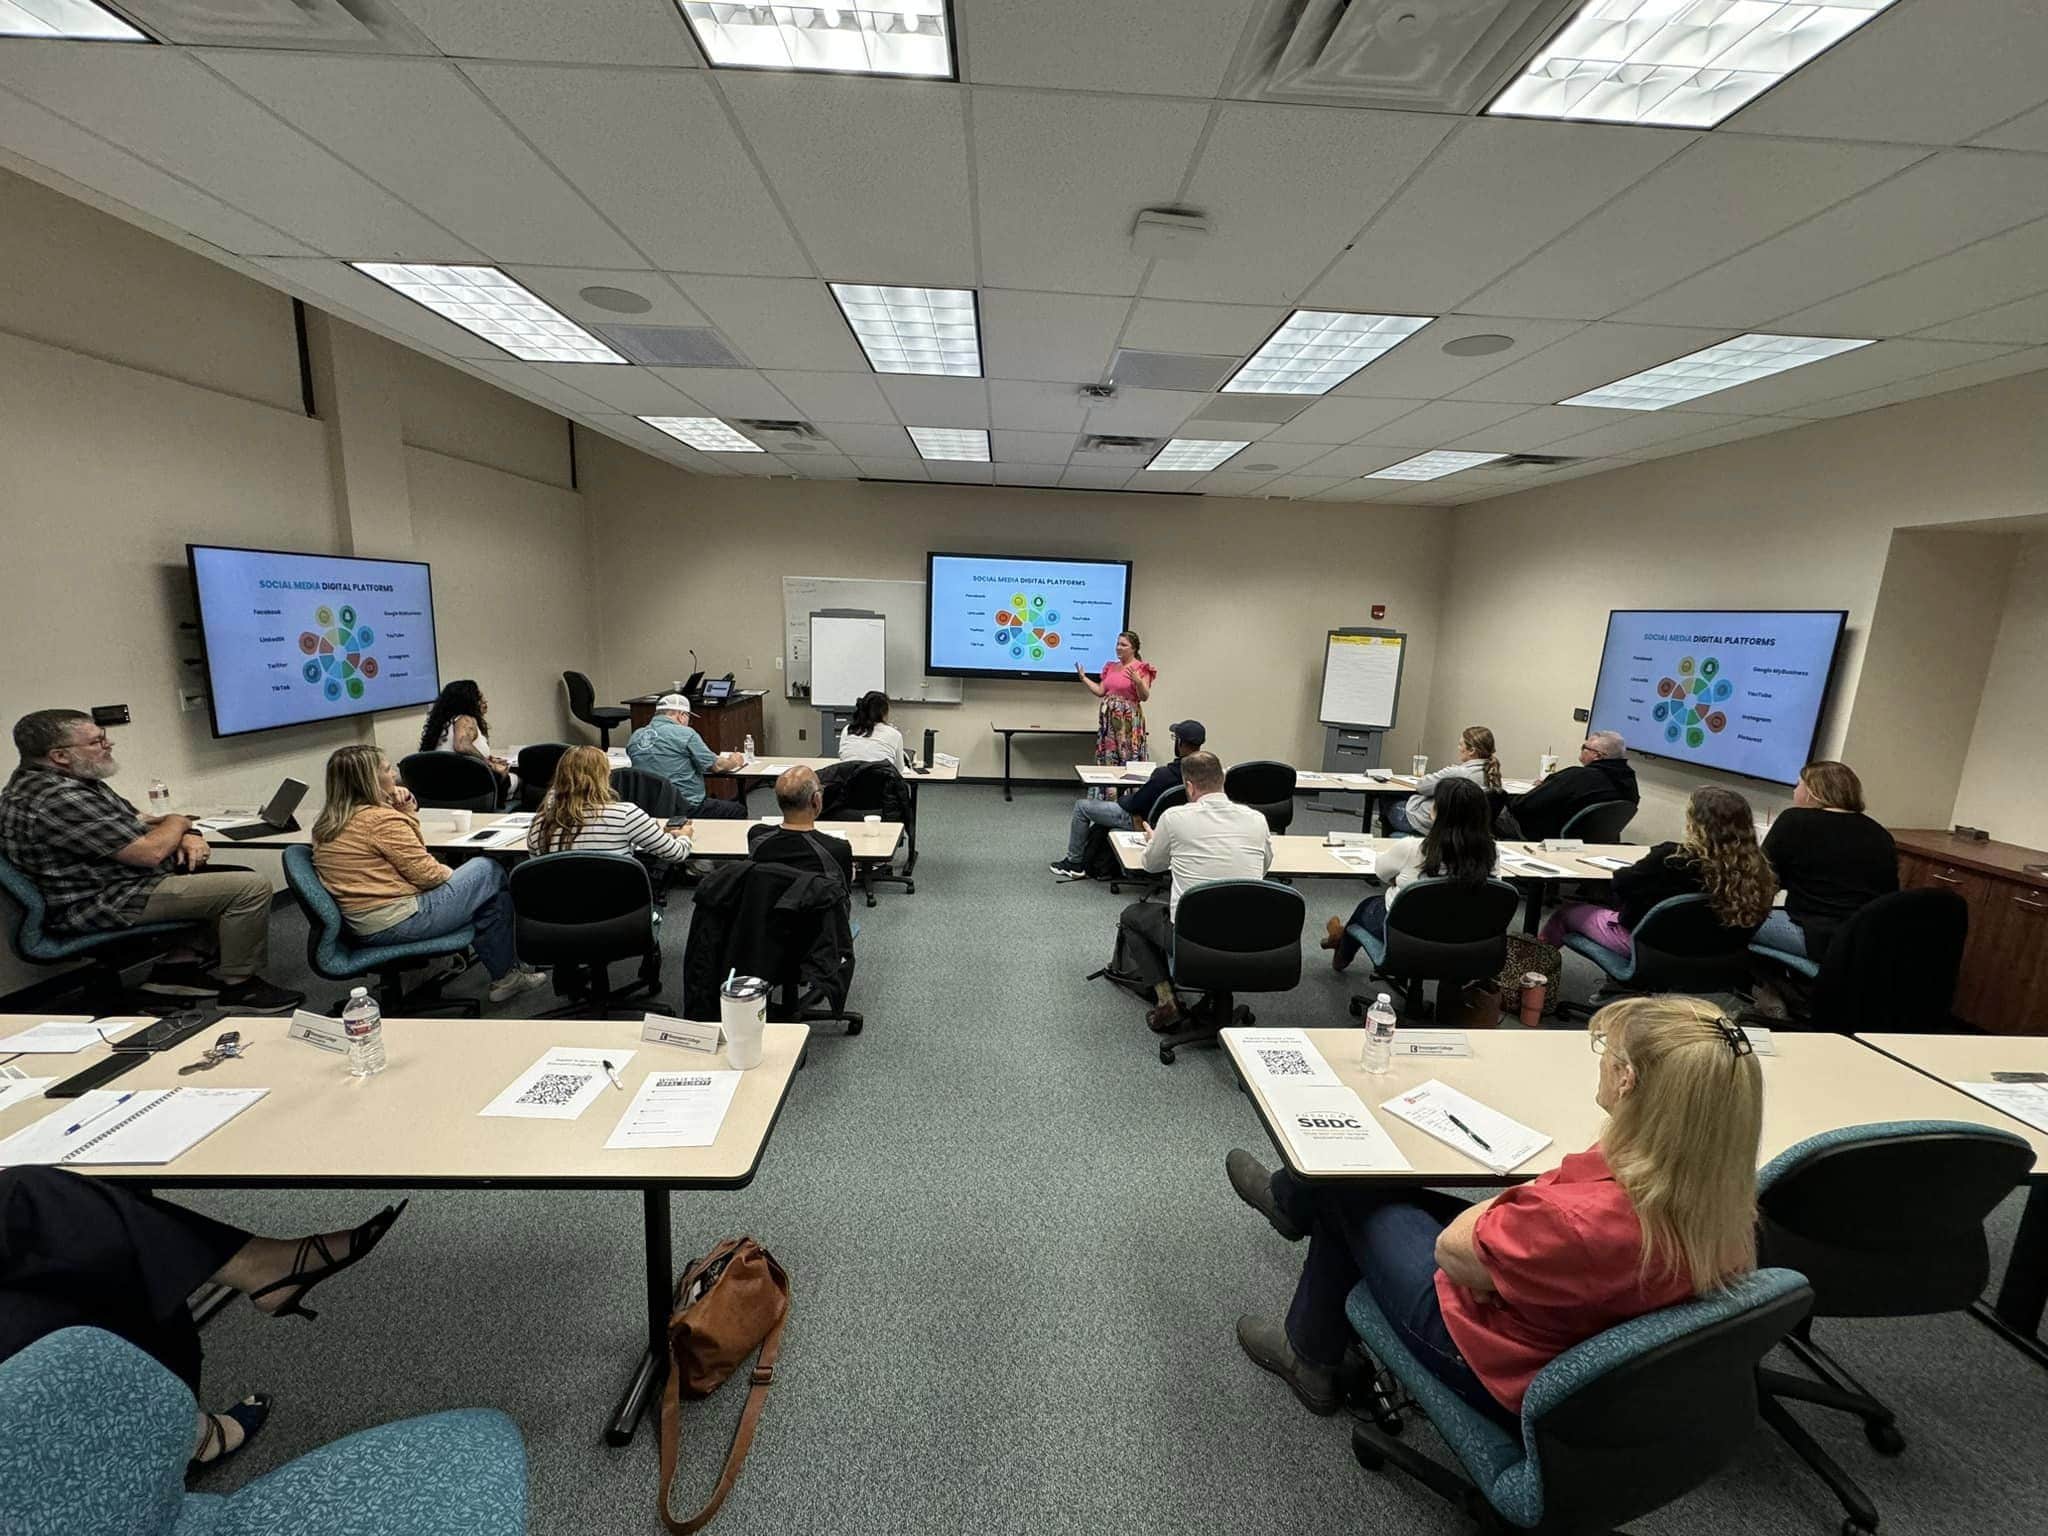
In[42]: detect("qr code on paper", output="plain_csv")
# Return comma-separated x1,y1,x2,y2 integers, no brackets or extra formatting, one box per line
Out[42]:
516,1072,587,1107
1256,1049,1315,1077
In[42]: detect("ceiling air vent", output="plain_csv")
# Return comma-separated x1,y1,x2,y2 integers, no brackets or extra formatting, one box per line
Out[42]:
592,325,748,369
735,420,824,443
1495,453,1582,469
1230,0,1581,113
1079,383,1118,400
115,0,435,51
1110,349,1236,393
1077,435,1160,456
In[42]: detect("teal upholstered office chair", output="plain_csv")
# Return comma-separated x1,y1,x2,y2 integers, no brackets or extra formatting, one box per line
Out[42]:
281,846,480,1017
1345,876,1520,1021
1555,892,1758,1019
1346,1269,1812,1533
0,851,198,1010
0,1326,526,1536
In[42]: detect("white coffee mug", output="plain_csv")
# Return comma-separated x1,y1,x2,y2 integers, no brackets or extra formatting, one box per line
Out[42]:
720,976,767,1070
450,809,472,833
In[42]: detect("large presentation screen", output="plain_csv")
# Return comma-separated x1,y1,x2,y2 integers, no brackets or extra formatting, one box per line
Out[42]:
188,545,441,738
1587,609,1846,786
925,552,1132,681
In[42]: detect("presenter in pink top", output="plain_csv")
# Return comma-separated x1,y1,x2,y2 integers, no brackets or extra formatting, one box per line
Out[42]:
1075,630,1156,778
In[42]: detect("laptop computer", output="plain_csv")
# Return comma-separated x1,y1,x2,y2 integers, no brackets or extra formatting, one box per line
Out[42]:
681,670,705,697
215,777,309,840
700,676,735,704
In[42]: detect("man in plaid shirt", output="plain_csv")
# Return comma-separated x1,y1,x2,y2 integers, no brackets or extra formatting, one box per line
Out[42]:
0,710,302,1013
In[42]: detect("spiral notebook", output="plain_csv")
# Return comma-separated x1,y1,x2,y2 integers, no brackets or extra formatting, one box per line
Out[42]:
0,1087,266,1166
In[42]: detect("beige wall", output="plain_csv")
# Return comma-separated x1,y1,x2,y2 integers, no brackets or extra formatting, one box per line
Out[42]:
578,433,1451,780
1954,531,2048,849
1428,370,2048,843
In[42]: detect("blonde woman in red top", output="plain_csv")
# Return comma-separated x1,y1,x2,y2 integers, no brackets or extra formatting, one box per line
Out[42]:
1075,629,1156,778
1226,996,1764,1421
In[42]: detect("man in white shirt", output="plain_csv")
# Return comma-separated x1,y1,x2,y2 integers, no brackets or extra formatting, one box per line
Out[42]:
1116,751,1273,1032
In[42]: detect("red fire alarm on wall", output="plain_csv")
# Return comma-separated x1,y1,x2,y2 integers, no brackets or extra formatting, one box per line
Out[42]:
1371,603,1386,620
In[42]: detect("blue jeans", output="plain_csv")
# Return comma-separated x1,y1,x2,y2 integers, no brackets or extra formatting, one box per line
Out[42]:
1753,908,1807,955
378,858,517,979
1381,798,1417,836
686,795,748,820
1270,1170,1513,1426
1336,892,1389,966
1065,798,1132,863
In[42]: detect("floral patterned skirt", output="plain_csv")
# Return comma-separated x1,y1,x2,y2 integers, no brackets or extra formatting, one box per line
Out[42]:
1097,696,1147,766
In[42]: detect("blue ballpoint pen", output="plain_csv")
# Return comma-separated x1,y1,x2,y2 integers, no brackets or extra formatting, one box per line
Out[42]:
65,1091,135,1138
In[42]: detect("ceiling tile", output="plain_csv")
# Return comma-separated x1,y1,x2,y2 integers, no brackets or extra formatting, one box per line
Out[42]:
1266,394,1426,443
988,379,1088,432
962,0,1258,96
1172,410,1277,440
1295,444,1413,478
1467,138,1923,321
1059,465,1135,490
1781,345,2048,419
1310,118,1692,314
994,464,1067,486
526,362,695,413
0,45,474,258
925,462,995,484
763,370,898,424
1443,405,1626,453
391,0,701,66
1919,291,2048,345
853,457,929,479
1332,315,1586,399
1770,217,2048,337
1212,441,1347,474
1121,298,1288,355
783,452,861,479
455,357,595,415
199,53,642,267
1259,475,1346,498
816,422,913,456
584,413,718,467
970,88,1208,296
648,369,797,416
1450,322,1727,404
1542,410,1749,458
1132,468,1208,491
878,375,990,427
1616,417,1813,460
991,428,1077,462
501,267,706,327
1082,387,1205,435
1669,339,2019,416
252,255,507,358
722,75,973,285
1196,470,1281,497
981,290,1129,382
1618,150,2048,328
464,66,808,276
1728,0,2048,147
667,275,866,371
1975,99,2048,153
1370,399,1533,446
1144,105,1456,305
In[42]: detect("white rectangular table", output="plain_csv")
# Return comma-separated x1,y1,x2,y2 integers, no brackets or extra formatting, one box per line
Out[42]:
1076,764,1536,831
726,756,954,877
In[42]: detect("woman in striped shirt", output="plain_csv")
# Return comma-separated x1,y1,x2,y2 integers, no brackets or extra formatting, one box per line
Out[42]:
526,747,693,863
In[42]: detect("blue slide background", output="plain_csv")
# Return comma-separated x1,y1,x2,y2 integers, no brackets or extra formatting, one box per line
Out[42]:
192,547,440,736
927,554,1130,677
1588,610,1844,785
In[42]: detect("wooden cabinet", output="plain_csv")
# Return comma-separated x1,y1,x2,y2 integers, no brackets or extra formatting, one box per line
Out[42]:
1894,830,2048,1035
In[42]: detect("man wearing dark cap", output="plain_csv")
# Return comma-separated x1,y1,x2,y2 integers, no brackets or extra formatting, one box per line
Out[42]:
1050,719,1206,881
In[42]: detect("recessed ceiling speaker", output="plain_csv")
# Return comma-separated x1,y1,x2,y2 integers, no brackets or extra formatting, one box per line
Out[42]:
578,284,655,314
1442,333,1515,357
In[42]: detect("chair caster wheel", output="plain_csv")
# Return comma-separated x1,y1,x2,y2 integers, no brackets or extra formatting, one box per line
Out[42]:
1864,1421,1904,1456
1841,1519,1876,1536
904,881,915,894
1350,1427,1386,1470
1159,1044,1175,1065
845,1019,863,1037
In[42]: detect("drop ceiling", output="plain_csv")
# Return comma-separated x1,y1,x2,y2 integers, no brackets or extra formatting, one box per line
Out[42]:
0,0,2046,505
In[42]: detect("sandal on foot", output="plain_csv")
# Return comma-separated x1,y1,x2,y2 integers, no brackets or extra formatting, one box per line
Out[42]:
189,1393,271,1473
249,1200,408,1320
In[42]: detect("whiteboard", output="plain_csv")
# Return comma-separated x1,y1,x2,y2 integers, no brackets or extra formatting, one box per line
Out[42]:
811,614,886,709
1318,631,1406,729
782,575,963,704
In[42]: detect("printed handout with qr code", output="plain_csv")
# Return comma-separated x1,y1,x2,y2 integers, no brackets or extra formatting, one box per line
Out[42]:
479,1046,635,1121
1230,1029,1341,1088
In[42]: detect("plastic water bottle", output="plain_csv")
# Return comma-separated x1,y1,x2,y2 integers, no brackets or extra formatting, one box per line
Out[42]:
147,779,171,817
742,734,755,762
342,987,386,1077
1362,993,1398,1075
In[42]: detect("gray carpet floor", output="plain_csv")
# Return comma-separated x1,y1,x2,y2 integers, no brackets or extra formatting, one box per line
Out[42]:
180,784,2043,1533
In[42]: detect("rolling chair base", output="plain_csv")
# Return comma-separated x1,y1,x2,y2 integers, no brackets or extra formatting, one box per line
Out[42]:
1350,1421,1632,1536
1158,996,1250,1065
1759,1328,1903,1536
322,963,481,1019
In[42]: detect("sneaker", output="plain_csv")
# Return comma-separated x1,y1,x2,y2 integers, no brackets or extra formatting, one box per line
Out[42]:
141,961,223,997
1225,1148,1303,1241
214,977,305,1015
1235,1314,1341,1416
1050,861,1087,882
487,968,551,1003
1145,999,1182,1033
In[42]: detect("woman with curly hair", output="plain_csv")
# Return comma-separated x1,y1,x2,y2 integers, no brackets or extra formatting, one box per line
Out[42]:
419,678,510,807
1541,784,1774,956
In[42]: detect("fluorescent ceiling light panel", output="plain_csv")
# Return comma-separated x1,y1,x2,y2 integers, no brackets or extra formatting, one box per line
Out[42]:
679,1,953,78
1561,332,1874,410
351,264,626,364
639,416,765,452
829,283,981,377
1223,310,1434,395
0,0,145,38
1367,451,1506,481
1146,439,1249,472
1488,0,1900,129
907,426,989,462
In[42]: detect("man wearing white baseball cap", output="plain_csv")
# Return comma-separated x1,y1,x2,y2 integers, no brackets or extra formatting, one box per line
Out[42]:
625,694,749,819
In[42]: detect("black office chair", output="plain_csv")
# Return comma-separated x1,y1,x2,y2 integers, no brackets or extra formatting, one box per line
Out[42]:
515,743,571,812
1224,760,1297,836
562,670,632,748
398,751,499,813
693,860,861,1037
1755,1122,2036,1536
1558,799,1637,842
509,852,660,1017
1155,878,1304,1065
1555,893,1758,1019
1111,782,1188,897
610,765,684,820
818,759,913,898
1346,876,1521,1021
1751,888,1967,1032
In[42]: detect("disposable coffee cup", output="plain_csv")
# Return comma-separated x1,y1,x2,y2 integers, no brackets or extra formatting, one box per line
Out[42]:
862,813,881,823
720,975,768,1069
450,809,472,833
1539,754,1559,778
671,680,684,693
1411,755,1428,777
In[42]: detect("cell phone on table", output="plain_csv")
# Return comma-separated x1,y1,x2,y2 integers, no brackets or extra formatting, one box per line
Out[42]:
465,827,501,843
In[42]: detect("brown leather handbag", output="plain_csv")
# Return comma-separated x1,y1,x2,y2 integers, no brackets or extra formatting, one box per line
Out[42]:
658,1237,790,1534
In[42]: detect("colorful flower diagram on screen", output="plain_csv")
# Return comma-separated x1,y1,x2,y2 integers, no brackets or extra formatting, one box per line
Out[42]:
296,604,379,703
992,592,1062,661
1652,655,1734,749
